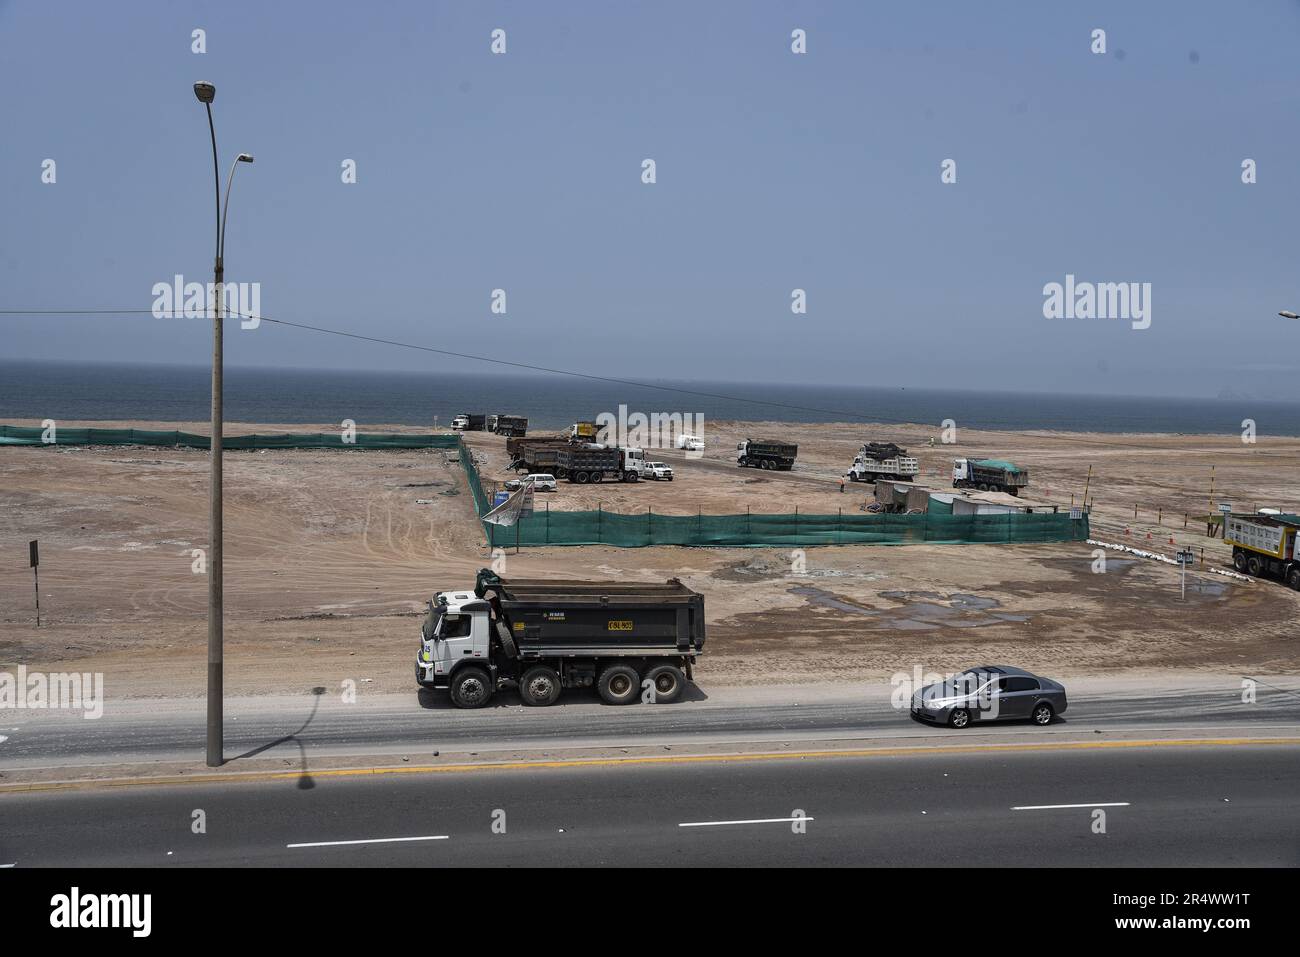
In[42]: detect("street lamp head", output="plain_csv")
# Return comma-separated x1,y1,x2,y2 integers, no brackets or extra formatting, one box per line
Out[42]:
193,81,216,104
1279,311,1300,320
237,153,254,163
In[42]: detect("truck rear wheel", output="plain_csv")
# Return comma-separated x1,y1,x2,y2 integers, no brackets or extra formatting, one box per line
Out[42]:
598,664,640,705
590,471,603,483
645,664,685,704
1233,550,1248,572
1247,555,1264,577
450,666,494,709
519,666,561,706
1288,567,1300,591
574,471,590,484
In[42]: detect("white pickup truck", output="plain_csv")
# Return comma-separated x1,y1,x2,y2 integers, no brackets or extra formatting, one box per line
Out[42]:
644,461,674,481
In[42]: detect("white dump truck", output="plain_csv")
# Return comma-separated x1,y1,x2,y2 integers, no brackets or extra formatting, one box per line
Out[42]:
847,442,919,482
416,569,706,707
1224,513,1300,588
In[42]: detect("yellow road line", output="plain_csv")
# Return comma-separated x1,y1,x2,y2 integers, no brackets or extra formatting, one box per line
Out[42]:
2,736,1297,795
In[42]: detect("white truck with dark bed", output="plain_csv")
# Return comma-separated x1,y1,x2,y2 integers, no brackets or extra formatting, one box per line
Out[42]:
417,570,706,707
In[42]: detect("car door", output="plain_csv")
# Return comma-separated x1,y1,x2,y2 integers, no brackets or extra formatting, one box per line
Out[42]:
1000,676,1040,719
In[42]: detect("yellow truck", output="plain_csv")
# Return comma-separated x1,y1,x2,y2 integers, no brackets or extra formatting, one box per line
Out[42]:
1224,513,1300,588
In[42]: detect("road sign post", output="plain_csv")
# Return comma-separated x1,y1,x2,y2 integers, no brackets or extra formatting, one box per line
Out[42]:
29,540,39,627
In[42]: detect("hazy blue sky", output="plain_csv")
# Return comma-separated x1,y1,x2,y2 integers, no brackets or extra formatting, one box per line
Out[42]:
2,1,1298,398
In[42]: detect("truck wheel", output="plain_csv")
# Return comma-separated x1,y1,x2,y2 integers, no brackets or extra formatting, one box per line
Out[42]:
574,471,590,484
1247,555,1264,577
450,667,494,709
645,664,685,703
1233,550,1248,573
597,664,640,705
738,458,747,468
519,666,561,706
590,471,603,483
1288,568,1300,591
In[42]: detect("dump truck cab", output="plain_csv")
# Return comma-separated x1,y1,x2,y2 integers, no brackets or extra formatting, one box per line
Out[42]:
416,591,495,693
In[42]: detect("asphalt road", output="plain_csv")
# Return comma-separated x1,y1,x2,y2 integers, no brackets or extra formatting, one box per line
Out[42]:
1,743,1295,866
3,678,1297,771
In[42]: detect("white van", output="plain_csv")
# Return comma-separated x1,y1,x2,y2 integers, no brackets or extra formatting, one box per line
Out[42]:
506,474,557,492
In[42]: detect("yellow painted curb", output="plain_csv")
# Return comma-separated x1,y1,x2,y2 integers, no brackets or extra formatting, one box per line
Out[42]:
2,736,1296,795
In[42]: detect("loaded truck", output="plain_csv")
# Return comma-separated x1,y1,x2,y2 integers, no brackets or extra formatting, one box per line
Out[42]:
569,421,599,442
736,438,797,471
451,413,486,432
416,569,706,707
847,442,919,482
952,458,1029,496
555,444,646,483
507,436,570,474
492,414,528,437
1224,513,1300,588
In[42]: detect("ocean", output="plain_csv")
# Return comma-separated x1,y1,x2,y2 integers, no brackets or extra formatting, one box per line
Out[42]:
2,360,1298,436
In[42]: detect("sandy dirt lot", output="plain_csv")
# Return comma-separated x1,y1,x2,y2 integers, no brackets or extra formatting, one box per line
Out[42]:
1,418,1297,699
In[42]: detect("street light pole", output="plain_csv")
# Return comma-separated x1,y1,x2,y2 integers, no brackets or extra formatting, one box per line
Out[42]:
194,81,252,767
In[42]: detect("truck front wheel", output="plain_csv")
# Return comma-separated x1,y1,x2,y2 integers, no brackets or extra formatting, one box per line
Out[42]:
450,666,494,708
519,666,561,706
645,664,685,704
598,664,640,705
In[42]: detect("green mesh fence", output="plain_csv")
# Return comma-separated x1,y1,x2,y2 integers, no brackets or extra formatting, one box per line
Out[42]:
0,424,460,450
479,503,1089,548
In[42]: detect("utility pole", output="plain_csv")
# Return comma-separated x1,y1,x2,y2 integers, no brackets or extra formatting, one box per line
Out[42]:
195,81,253,768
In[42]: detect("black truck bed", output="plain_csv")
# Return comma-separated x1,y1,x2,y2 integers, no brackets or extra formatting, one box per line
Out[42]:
475,571,706,655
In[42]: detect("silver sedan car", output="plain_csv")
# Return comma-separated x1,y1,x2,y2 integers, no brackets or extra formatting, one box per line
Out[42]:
910,665,1067,728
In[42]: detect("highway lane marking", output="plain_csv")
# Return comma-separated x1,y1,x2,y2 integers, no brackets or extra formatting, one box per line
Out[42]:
679,816,814,828
1013,802,1130,810
287,835,449,849
2,737,1297,794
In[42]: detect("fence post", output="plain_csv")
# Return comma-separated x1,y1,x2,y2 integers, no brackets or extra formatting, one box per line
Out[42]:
598,504,602,544
546,500,550,545
648,506,653,546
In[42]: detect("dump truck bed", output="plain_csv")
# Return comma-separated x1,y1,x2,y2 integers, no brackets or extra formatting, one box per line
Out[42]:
476,572,706,654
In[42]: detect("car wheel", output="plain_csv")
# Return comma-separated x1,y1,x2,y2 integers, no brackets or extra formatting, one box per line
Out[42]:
1031,702,1055,726
519,665,561,706
948,707,971,729
597,664,640,705
644,664,685,704
450,666,494,709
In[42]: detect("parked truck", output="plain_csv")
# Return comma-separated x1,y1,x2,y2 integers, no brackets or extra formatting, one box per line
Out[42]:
847,442,920,482
569,421,599,442
736,438,797,471
451,413,486,432
506,436,570,474
555,444,646,483
416,569,706,707
1224,513,1300,588
492,414,528,437
952,458,1029,496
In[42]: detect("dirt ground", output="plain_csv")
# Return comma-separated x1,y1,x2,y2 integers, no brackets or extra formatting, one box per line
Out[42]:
1,417,1297,699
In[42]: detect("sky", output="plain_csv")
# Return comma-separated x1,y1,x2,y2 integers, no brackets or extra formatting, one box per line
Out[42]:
2,0,1299,399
